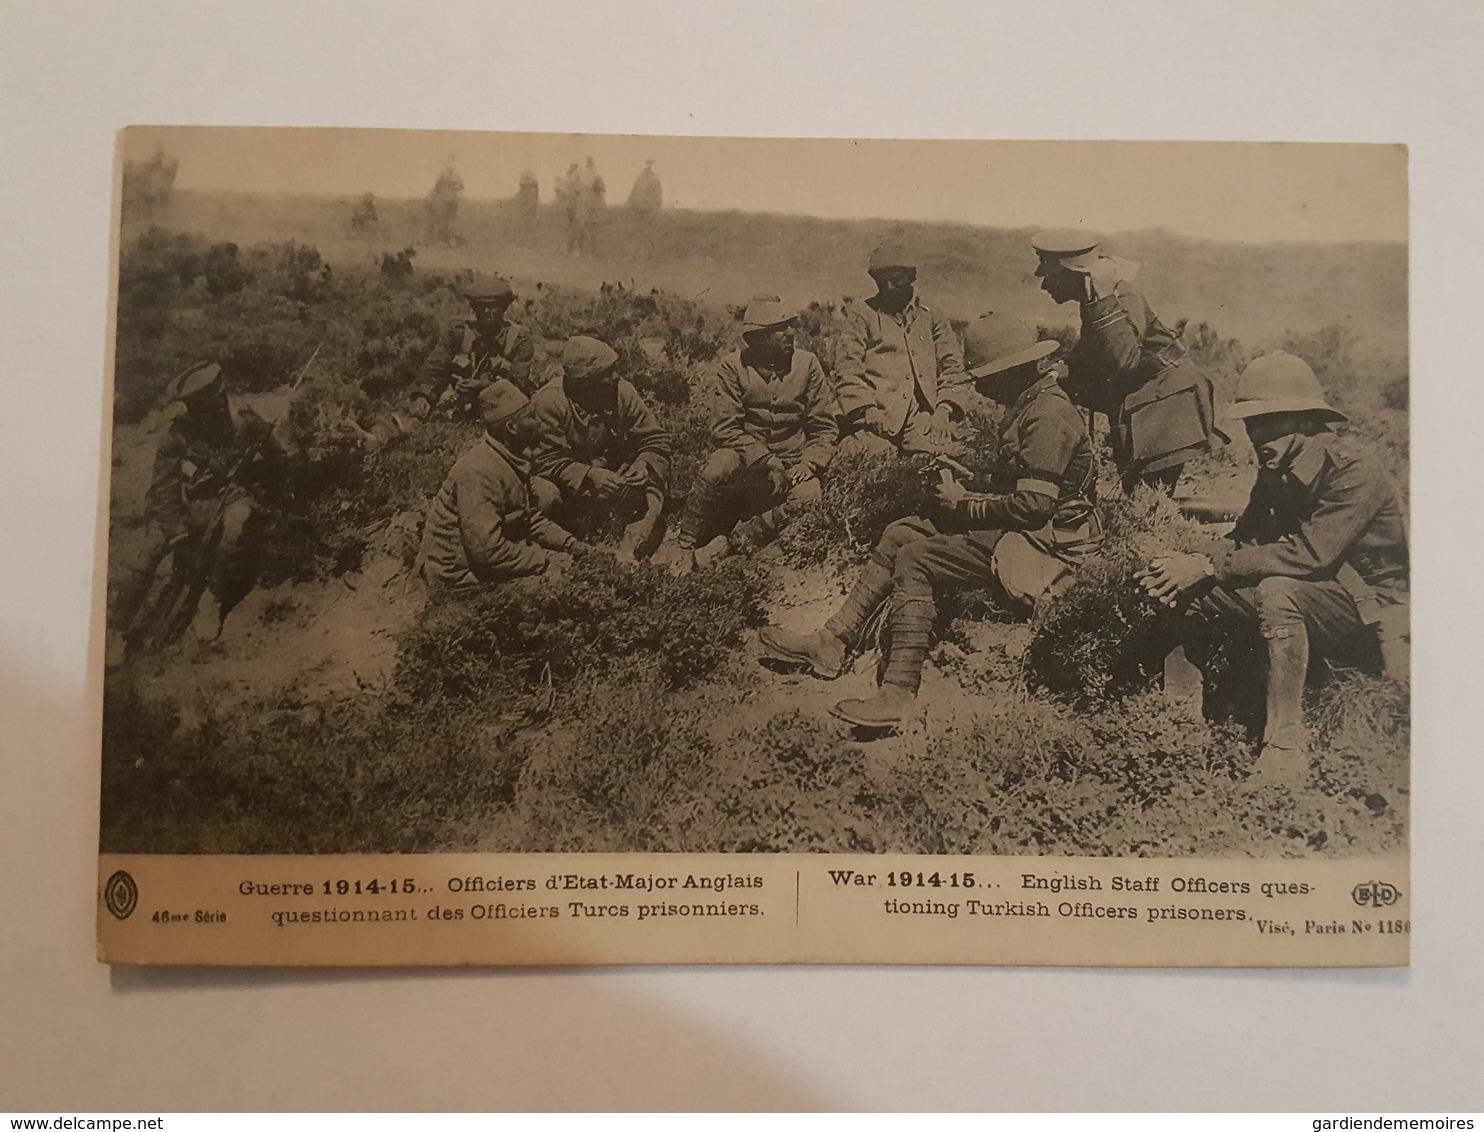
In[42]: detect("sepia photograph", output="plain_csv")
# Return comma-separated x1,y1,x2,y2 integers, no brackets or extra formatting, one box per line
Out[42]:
100,128,1409,871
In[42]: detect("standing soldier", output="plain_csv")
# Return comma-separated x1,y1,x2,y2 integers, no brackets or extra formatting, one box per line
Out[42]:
528,336,672,561
412,278,535,419
665,297,837,574
419,380,590,588
1138,353,1409,783
835,241,969,456
517,171,540,217
557,163,581,254
760,314,1101,729
1032,229,1219,493
626,159,663,231
108,361,284,660
570,156,606,256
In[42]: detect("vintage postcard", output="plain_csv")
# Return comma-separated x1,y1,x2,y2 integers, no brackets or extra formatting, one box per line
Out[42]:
96,128,1409,966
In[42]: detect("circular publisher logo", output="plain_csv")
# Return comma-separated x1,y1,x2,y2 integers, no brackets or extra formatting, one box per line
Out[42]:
104,870,139,920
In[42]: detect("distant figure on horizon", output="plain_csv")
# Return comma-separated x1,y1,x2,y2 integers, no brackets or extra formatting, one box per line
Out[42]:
626,159,662,231
556,162,581,252
425,162,464,245
349,192,378,235
565,156,605,256
517,171,539,217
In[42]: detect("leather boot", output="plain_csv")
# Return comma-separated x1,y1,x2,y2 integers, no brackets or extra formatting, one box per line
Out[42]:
1250,628,1309,785
831,684,916,730
757,625,847,680
692,534,732,570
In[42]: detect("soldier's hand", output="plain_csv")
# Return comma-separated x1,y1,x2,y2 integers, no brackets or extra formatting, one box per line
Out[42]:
618,462,649,489
1138,553,1213,606
786,463,814,488
455,374,490,397
923,405,955,448
933,468,967,510
587,467,627,499
565,538,596,558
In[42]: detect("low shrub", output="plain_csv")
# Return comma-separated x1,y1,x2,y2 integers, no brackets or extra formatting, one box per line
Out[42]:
394,552,774,703
1025,487,1218,706
777,449,937,566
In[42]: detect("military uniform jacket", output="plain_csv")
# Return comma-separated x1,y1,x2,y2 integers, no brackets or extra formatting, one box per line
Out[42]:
954,374,1101,563
704,347,837,472
1067,284,1216,475
419,434,573,584
834,296,969,434
416,318,536,403
145,408,282,535
528,376,673,494
1215,432,1409,622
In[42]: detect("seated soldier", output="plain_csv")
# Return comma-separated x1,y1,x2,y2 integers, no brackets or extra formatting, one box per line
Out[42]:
108,361,284,661
1138,353,1409,784
528,335,672,561
665,296,837,574
419,380,589,588
760,314,1101,729
411,277,536,419
834,241,969,457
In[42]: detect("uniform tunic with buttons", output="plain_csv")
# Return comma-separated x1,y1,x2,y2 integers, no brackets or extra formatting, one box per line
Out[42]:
419,434,574,585
1067,283,1216,480
1189,430,1410,680
834,296,969,441
416,318,536,404
705,346,837,472
528,376,672,498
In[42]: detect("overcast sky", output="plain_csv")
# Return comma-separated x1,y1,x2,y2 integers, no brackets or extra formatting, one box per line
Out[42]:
122,127,1406,244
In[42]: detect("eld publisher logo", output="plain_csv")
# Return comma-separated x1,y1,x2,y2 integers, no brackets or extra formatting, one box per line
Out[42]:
104,870,139,920
1351,880,1402,908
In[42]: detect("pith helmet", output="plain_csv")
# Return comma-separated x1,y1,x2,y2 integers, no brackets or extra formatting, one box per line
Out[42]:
868,239,915,274
478,378,530,426
1224,352,1346,422
742,295,796,332
1031,228,1103,277
465,276,516,304
164,361,224,403
962,313,1059,380
562,335,620,384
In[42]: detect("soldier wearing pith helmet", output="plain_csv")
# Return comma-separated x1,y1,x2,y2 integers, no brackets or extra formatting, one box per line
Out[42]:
1138,352,1409,785
759,313,1100,731
1032,228,1218,493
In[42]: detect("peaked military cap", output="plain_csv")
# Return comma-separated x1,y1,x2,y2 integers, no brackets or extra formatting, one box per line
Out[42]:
465,276,516,304
164,361,224,403
562,335,620,384
962,313,1059,380
1031,229,1104,276
742,295,796,331
868,239,916,273
478,378,531,426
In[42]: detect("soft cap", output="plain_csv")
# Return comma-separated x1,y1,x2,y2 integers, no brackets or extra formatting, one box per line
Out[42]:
561,335,620,384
